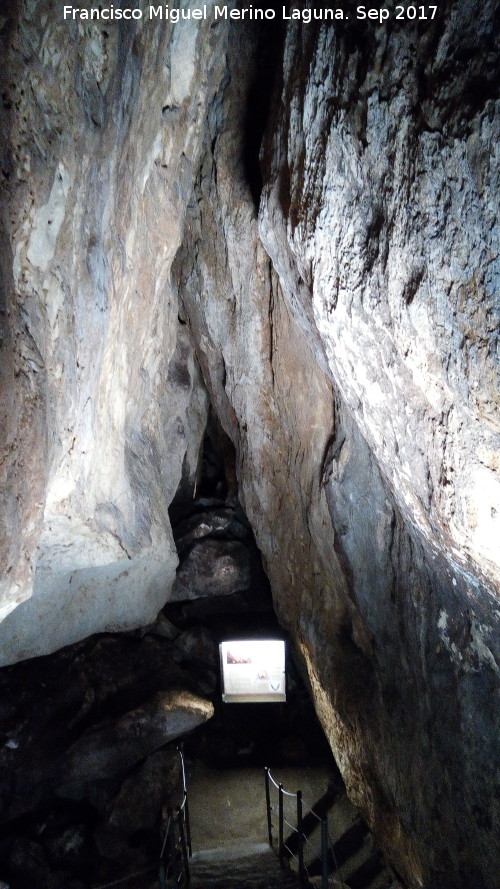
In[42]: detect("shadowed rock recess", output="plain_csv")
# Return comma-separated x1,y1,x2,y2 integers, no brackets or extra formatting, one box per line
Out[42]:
0,1,499,888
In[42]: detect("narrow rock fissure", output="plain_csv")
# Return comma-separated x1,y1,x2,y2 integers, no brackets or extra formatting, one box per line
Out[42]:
2,5,499,889
239,11,286,211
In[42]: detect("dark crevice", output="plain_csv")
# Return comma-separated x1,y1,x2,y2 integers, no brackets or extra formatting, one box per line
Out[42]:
240,9,287,210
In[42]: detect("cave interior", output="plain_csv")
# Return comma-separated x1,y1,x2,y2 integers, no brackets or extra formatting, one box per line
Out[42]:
0,3,499,889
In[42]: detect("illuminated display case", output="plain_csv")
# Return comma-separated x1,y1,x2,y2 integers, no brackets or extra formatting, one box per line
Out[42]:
220,639,286,703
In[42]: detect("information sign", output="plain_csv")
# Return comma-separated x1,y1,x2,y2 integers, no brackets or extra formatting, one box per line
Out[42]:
220,639,286,703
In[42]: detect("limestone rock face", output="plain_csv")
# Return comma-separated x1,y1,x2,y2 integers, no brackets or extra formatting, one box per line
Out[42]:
259,2,500,591
254,13,500,884
0,1,229,660
174,7,500,888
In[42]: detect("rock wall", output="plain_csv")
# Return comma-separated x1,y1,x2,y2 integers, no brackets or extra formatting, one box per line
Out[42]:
260,0,500,590
1,2,499,887
174,6,500,887
258,10,500,885
0,626,215,887
0,0,224,659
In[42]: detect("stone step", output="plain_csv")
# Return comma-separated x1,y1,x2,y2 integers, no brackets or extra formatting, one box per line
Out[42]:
188,843,304,888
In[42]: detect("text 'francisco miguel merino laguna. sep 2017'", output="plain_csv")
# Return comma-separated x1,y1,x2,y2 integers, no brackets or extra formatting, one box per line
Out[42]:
63,5,439,24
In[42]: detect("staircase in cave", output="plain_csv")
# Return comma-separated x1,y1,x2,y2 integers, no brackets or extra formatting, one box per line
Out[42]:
176,786,400,889
182,831,399,889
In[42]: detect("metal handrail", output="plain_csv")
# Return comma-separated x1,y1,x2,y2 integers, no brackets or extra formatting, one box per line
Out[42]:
267,770,298,797
264,767,346,888
159,745,192,888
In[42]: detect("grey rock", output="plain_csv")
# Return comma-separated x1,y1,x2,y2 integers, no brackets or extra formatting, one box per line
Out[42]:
174,507,249,555
174,9,500,889
108,750,180,833
147,613,181,641
0,5,499,889
0,2,222,661
171,539,251,601
0,631,215,821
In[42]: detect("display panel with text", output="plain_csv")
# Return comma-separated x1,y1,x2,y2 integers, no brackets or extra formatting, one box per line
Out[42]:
220,639,286,703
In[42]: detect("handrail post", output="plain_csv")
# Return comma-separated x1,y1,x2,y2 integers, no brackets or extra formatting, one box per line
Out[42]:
159,862,167,889
177,805,190,886
297,790,304,882
168,807,177,889
264,767,273,847
278,783,284,868
177,742,192,858
321,818,329,889
184,792,192,858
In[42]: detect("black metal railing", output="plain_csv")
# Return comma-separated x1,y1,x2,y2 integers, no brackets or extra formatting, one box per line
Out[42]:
159,745,192,889
264,766,346,888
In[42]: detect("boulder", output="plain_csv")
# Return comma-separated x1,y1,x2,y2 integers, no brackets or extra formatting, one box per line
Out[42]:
171,539,251,601
95,749,181,860
173,507,250,557
59,691,213,791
